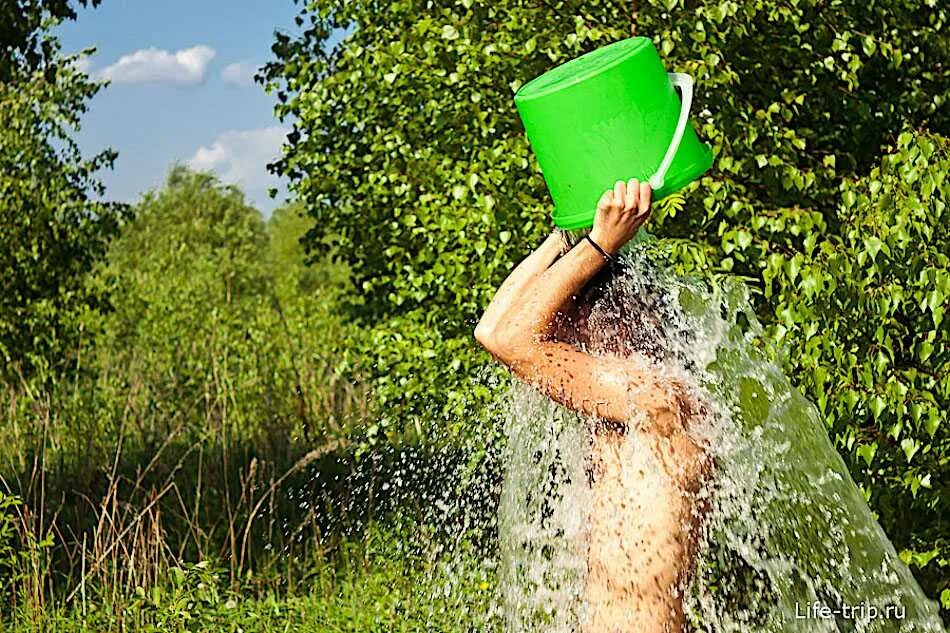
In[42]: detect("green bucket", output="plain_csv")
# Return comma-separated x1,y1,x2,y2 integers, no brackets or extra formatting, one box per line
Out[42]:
514,37,714,230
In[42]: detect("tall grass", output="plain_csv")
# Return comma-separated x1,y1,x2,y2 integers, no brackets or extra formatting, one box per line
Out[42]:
0,311,368,621
0,371,493,631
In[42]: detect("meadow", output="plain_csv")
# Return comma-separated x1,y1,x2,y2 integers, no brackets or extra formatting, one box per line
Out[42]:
1,0,947,630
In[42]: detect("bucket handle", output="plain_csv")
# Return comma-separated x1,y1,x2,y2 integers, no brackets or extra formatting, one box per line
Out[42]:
648,72,694,191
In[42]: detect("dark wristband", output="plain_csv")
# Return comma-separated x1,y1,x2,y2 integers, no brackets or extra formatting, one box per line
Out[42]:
585,235,616,264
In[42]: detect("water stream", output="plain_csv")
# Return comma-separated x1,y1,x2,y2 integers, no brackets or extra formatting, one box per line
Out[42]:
492,240,944,632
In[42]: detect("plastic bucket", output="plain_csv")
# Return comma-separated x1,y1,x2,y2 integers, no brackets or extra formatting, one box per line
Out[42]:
514,37,713,230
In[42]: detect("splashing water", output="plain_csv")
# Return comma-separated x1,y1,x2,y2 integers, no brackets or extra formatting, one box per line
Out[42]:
494,240,944,632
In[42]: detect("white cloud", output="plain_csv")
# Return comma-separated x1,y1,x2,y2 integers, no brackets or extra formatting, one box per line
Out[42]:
99,45,216,85
222,61,259,87
187,127,287,191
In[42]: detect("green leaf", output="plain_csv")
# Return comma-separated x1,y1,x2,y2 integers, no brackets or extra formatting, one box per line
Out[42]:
864,236,882,260
900,438,919,462
924,408,941,437
441,25,459,40
855,442,877,466
869,396,886,420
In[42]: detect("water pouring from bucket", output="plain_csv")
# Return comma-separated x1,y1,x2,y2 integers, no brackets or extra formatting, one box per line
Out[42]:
465,37,944,632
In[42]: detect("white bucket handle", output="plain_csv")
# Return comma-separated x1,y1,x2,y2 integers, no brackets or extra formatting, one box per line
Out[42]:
648,72,694,191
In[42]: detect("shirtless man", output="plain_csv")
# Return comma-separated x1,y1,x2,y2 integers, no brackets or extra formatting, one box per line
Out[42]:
475,179,710,632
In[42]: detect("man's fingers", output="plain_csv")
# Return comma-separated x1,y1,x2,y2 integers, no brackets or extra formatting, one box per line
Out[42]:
624,178,639,212
598,189,613,211
613,180,626,208
638,182,652,214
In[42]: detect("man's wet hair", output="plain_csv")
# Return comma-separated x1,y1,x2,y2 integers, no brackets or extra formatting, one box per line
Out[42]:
556,229,697,369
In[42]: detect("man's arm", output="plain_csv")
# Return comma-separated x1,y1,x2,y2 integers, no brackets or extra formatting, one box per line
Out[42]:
477,180,678,425
474,231,565,350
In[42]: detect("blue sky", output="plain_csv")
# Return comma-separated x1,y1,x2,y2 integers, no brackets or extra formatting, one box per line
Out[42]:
57,0,304,215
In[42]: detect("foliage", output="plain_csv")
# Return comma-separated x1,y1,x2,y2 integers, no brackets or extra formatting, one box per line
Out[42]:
97,167,269,439
126,560,238,632
0,493,23,583
263,1,630,437
0,524,493,632
0,20,126,380
0,491,57,618
761,130,949,597
264,0,948,604
103,165,271,354
267,200,346,294
0,0,100,80
640,0,947,278
95,166,358,450
263,0,946,432
0,171,370,623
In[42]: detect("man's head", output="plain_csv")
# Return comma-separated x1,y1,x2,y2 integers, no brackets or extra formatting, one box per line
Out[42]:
555,229,694,367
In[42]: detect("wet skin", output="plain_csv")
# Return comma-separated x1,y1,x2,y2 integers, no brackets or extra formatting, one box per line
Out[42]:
475,180,710,632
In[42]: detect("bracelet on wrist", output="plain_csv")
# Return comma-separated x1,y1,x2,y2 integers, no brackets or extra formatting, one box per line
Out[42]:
584,235,616,264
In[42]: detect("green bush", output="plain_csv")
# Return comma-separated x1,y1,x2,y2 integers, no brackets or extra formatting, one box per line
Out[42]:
760,131,949,604
264,0,948,607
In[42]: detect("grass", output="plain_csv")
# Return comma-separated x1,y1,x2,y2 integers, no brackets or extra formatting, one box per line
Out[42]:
0,375,497,632
2,529,495,632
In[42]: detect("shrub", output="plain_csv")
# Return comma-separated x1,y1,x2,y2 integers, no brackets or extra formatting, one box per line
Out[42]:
760,131,949,603
263,0,946,436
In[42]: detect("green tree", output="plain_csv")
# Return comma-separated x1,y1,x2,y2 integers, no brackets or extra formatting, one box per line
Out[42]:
635,0,947,281
268,200,349,295
100,168,357,446
263,2,630,442
0,0,100,80
262,0,945,427
0,11,125,379
100,167,270,437
762,131,949,604
264,0,948,604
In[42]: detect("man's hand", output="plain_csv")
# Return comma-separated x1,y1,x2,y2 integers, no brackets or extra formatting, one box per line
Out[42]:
589,178,652,255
